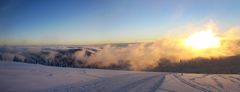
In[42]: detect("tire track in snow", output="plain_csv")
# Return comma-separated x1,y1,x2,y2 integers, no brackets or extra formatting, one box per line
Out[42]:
173,74,211,92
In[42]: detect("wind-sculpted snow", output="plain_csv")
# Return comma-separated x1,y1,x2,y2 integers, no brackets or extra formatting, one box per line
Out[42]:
1,62,240,92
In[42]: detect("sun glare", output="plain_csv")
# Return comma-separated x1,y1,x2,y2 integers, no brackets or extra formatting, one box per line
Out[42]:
185,30,220,49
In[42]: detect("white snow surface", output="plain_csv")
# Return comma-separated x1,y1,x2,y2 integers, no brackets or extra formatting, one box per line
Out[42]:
0,61,240,92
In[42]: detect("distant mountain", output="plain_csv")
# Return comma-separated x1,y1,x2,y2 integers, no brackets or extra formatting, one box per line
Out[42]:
0,46,98,68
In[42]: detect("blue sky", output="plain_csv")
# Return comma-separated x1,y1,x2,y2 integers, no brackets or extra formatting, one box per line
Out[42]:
0,0,240,45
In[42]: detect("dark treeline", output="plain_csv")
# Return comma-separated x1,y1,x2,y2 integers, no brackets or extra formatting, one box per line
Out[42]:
152,55,240,74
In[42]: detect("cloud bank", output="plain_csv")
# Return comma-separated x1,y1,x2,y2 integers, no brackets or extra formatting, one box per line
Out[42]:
73,21,240,70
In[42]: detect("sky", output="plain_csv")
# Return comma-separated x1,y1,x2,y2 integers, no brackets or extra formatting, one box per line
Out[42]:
0,0,239,45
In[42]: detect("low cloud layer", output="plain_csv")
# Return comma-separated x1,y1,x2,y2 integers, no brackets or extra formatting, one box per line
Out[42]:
74,22,240,70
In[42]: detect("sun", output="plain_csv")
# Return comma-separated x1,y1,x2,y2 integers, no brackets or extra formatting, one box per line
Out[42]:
185,30,220,49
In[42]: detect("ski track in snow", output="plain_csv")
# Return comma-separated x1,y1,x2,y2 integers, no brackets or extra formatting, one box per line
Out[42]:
113,74,165,92
188,75,223,92
222,75,240,87
229,76,240,82
158,88,176,92
173,74,211,92
35,73,165,92
190,74,209,80
211,76,224,89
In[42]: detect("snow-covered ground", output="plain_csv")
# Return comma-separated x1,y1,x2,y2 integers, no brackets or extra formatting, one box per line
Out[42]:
0,62,240,92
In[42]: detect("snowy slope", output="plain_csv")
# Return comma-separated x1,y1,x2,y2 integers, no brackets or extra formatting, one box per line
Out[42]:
0,62,240,92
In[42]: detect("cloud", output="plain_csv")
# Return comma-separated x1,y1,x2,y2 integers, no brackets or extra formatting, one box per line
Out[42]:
73,21,240,70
